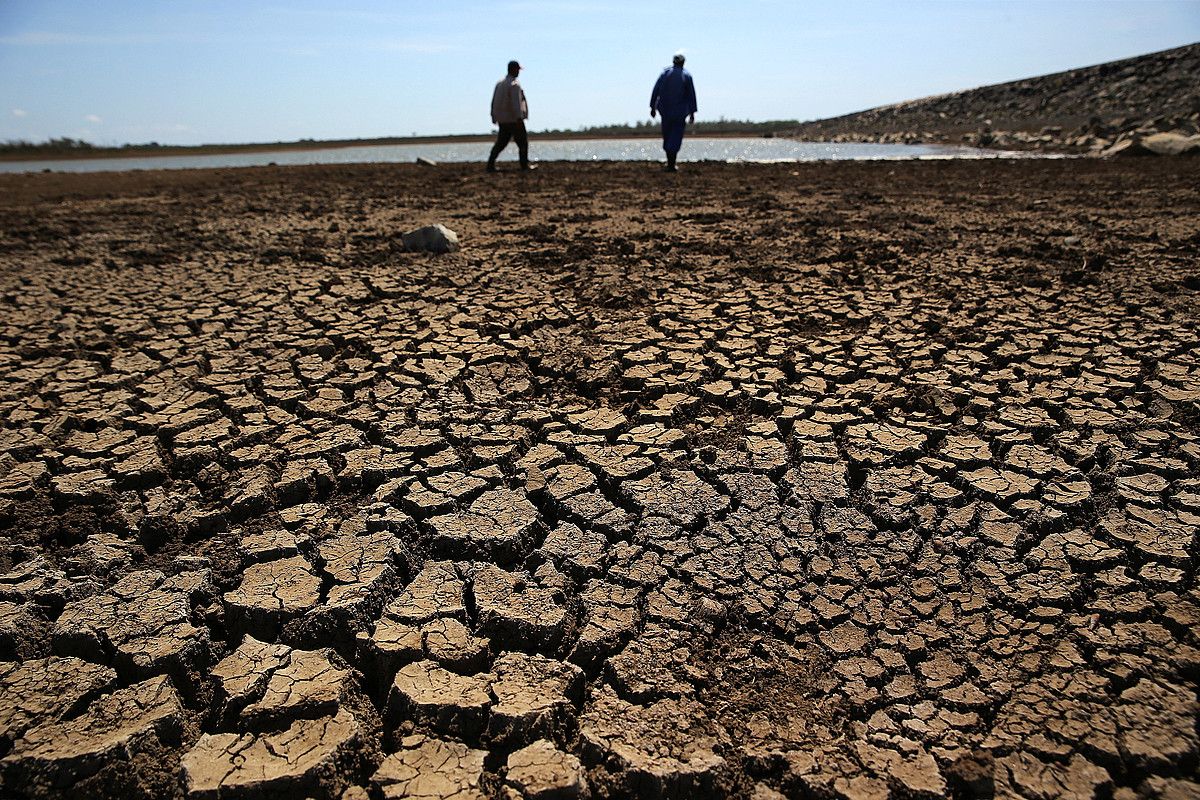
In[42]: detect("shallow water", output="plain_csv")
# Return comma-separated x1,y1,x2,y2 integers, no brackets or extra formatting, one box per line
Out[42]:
0,137,1041,175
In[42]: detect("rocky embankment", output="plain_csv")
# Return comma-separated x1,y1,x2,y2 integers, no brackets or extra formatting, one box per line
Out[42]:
793,42,1200,155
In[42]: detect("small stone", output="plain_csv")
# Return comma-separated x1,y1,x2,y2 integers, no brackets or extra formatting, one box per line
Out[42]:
1141,131,1200,156
402,224,460,253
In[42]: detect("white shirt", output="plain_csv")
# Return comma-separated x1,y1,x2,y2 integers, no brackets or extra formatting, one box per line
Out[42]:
491,75,528,124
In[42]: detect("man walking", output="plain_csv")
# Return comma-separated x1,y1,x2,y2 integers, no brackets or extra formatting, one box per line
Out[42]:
488,60,535,171
650,52,697,172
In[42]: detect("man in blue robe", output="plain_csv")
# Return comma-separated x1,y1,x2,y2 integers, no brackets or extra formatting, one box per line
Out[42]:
650,53,698,172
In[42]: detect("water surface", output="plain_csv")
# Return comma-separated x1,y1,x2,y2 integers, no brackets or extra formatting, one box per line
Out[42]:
0,137,1031,174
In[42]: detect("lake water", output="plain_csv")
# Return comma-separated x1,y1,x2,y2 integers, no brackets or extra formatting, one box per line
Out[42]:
0,137,1032,174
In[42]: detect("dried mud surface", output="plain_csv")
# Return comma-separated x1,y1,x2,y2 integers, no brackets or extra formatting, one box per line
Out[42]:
0,159,1198,800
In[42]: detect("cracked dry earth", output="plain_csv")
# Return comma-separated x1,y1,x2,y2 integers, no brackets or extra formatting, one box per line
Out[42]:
0,159,1197,800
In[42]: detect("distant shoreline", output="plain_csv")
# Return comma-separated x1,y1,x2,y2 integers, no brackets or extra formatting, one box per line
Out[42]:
0,131,769,163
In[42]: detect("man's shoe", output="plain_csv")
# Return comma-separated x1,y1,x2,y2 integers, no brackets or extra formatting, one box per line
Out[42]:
486,164,497,172
521,163,538,171
663,165,678,172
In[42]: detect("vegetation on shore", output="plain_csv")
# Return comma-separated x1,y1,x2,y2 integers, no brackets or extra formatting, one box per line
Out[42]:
542,118,800,136
1,137,102,156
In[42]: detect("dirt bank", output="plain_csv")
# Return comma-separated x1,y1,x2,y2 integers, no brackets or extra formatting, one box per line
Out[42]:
792,42,1200,154
0,159,1197,799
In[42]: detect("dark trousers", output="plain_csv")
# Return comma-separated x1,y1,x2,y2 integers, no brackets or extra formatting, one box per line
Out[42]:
661,116,687,154
488,122,529,166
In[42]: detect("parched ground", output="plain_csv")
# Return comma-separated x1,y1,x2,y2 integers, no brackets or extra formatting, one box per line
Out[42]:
0,158,1197,800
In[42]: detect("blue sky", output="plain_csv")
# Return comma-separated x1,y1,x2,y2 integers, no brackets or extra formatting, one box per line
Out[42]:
2,1,1198,145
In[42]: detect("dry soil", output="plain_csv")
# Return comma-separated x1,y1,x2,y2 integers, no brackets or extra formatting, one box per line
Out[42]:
0,159,1197,800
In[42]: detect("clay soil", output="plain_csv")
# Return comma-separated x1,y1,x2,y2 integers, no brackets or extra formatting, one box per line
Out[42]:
0,159,1198,800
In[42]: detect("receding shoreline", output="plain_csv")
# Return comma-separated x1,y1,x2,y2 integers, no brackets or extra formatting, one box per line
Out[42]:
0,134,490,163
0,131,775,163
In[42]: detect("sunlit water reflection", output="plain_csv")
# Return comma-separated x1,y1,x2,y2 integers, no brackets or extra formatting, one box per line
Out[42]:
0,137,1044,174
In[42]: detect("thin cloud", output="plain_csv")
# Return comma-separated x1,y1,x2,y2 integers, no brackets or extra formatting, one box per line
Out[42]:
84,114,102,124
12,109,28,117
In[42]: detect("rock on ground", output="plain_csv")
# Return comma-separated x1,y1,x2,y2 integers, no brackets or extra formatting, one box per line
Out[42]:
402,224,460,254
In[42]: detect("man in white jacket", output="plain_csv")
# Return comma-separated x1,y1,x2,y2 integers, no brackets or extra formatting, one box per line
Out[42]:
487,60,535,171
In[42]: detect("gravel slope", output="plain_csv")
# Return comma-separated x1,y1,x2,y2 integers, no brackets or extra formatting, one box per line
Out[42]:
792,42,1200,151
